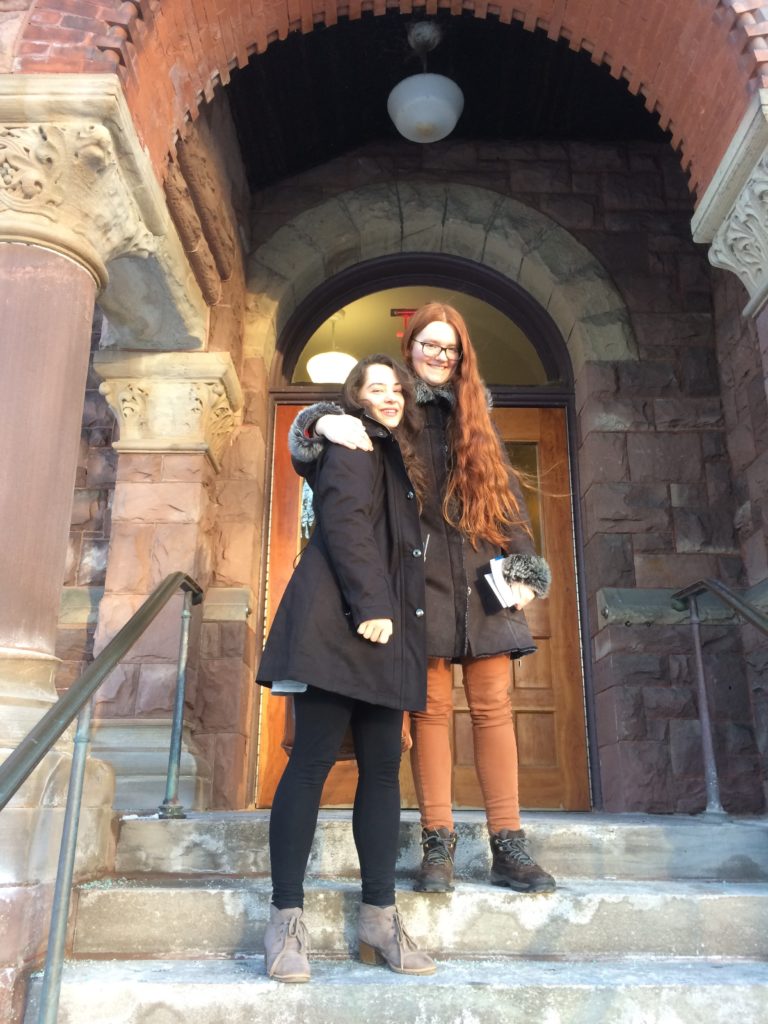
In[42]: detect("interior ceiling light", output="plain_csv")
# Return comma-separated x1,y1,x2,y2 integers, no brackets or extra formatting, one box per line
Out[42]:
306,351,358,383
306,309,357,383
387,22,464,144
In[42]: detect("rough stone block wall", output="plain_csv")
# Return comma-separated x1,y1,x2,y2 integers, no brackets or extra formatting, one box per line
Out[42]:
712,270,768,807
595,623,762,813
64,309,115,595
56,308,115,691
246,136,763,812
713,272,768,586
195,614,258,809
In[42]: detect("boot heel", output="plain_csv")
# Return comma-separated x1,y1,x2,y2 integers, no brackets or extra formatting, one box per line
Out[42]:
358,940,385,966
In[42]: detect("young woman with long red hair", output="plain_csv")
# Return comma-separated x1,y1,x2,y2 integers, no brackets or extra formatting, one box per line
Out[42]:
290,302,555,895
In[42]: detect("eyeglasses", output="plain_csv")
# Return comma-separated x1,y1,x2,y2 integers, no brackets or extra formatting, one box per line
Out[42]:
415,339,462,362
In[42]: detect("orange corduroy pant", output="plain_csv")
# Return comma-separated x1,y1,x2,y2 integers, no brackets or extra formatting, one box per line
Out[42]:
409,655,521,834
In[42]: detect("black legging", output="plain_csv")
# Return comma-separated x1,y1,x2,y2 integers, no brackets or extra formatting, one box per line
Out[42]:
269,684,404,909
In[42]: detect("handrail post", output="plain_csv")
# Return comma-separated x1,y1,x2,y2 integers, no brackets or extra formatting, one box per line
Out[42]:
36,700,94,1024
159,589,194,819
687,596,727,819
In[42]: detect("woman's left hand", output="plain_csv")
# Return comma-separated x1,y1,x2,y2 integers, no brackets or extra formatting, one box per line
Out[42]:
357,618,393,644
506,582,535,610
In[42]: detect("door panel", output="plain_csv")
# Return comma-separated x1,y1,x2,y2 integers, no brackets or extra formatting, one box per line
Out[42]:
255,403,589,811
495,407,588,809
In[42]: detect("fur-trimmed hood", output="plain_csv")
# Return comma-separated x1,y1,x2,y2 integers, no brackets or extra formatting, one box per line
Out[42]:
413,379,494,410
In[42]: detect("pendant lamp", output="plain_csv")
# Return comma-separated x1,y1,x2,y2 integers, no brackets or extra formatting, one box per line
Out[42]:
387,22,464,145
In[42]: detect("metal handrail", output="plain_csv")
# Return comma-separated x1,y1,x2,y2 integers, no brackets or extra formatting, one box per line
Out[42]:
672,578,768,635
671,578,767,819
0,571,203,1024
0,572,202,808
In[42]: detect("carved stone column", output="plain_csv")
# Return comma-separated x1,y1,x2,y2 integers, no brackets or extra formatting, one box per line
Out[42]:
92,353,243,810
0,76,207,348
0,245,116,1024
0,76,208,1020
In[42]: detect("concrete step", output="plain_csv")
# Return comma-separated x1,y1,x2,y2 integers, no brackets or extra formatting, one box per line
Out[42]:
115,810,768,883
72,876,768,960
25,956,768,1024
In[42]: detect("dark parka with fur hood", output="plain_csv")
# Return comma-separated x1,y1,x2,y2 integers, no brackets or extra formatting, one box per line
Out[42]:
256,416,427,712
289,380,552,663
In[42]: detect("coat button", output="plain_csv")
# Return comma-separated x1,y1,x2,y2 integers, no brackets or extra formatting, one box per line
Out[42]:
415,608,425,617
406,490,415,500
412,548,422,558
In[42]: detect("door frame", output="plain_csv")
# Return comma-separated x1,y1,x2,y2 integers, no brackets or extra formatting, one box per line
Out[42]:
261,253,602,809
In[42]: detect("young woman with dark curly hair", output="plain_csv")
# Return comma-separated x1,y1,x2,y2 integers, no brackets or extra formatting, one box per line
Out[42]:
258,355,436,982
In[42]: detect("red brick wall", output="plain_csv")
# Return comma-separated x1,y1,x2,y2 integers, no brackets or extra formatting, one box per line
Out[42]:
6,1,766,199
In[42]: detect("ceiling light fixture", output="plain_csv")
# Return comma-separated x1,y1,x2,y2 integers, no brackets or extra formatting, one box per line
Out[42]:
387,22,464,144
306,309,357,383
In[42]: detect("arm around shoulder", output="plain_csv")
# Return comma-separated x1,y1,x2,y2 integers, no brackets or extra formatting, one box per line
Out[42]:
288,402,343,464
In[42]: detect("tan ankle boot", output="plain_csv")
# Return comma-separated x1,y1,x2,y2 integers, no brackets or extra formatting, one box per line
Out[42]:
263,905,310,983
358,903,436,975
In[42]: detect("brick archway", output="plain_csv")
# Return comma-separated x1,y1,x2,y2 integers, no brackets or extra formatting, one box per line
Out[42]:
11,1,767,198
245,180,635,376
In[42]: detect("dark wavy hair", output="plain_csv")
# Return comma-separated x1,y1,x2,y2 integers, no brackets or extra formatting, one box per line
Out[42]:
342,354,427,507
402,302,528,548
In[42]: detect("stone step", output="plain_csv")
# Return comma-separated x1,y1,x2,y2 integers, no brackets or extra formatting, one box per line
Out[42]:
115,810,768,883
72,876,768,960
25,956,768,1024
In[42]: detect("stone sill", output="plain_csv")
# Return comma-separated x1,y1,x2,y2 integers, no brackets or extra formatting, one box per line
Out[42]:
59,585,252,626
597,580,768,627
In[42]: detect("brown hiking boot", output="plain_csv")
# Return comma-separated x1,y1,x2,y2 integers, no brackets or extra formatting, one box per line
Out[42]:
413,827,457,892
489,829,556,893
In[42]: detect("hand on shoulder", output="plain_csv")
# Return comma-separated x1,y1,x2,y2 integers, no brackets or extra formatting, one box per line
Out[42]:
316,413,373,451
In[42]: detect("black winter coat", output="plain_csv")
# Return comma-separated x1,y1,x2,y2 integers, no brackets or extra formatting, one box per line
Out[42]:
290,382,551,662
257,418,427,712
413,385,538,660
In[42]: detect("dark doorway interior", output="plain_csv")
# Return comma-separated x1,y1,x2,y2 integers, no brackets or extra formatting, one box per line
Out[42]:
227,11,669,189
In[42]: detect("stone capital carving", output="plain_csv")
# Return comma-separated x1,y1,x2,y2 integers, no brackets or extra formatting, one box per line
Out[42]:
692,90,768,316
94,352,243,472
0,76,206,348
0,121,153,282
709,148,768,316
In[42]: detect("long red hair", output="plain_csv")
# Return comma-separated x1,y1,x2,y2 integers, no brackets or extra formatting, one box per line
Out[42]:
402,302,527,548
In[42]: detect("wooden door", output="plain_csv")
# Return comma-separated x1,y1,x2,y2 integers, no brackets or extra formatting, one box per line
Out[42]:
451,407,589,810
255,403,589,810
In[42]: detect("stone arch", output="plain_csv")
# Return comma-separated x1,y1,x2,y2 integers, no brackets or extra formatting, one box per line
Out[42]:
244,180,636,378
13,1,762,197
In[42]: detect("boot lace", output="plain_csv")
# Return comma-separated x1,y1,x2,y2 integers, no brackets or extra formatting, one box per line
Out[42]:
423,834,452,865
284,913,310,954
494,834,535,866
393,910,420,955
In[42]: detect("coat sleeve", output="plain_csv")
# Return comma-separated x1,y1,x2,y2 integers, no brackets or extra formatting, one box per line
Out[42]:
288,402,343,466
313,444,395,626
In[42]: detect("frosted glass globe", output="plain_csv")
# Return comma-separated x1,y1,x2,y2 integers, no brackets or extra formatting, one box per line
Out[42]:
306,351,358,383
387,73,465,144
